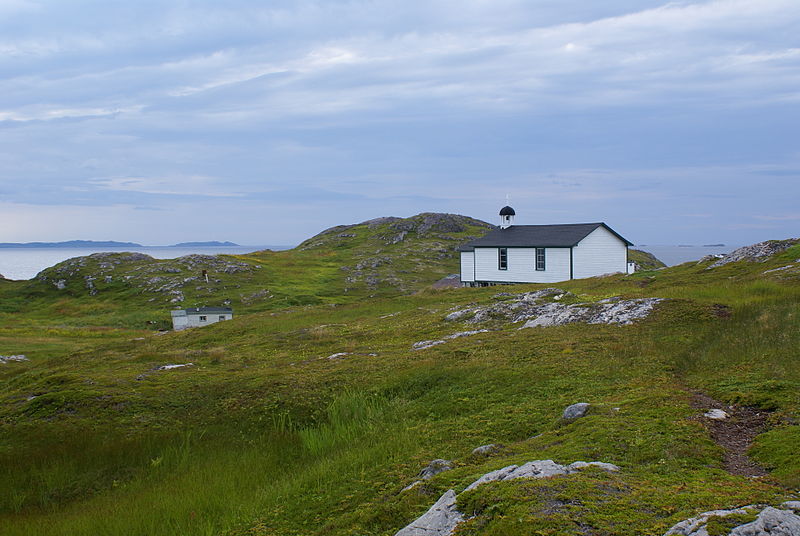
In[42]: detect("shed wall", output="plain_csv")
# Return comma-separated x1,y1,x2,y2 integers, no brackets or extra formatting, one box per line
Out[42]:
460,251,475,282
571,227,628,279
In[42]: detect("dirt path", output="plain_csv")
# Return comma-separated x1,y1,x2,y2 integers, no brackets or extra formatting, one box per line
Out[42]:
690,391,770,477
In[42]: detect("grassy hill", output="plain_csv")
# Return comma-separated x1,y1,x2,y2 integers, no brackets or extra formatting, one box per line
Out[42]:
0,223,798,535
0,213,493,363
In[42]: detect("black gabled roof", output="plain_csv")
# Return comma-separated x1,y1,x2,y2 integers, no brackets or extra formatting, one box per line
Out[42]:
184,307,233,314
458,223,633,251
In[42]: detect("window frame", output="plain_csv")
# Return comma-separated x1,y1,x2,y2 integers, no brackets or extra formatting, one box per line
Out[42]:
535,248,546,271
199,315,207,322
498,248,508,270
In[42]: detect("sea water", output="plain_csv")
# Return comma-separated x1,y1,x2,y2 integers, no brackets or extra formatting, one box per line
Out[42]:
0,246,290,281
634,245,739,267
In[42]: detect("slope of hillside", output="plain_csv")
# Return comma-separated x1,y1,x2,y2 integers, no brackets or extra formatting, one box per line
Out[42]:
12,213,492,314
0,238,798,536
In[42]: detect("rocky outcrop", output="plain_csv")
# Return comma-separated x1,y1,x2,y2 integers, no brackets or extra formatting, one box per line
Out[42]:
463,460,619,492
412,330,489,350
471,444,499,456
431,274,461,289
664,503,800,536
708,239,799,268
36,252,254,302
418,459,454,480
395,490,464,536
445,289,662,329
0,355,28,364
395,459,619,536
562,402,590,420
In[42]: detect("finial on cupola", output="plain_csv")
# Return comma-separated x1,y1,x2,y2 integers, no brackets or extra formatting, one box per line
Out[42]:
499,205,515,229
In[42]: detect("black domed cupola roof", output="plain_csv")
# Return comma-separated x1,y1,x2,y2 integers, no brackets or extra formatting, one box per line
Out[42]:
499,206,516,216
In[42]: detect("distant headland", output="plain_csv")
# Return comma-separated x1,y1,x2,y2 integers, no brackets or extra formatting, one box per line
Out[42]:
0,240,241,248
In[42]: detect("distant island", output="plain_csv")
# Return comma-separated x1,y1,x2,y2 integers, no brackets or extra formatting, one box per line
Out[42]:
170,241,240,247
0,240,143,249
0,240,241,248
702,243,726,247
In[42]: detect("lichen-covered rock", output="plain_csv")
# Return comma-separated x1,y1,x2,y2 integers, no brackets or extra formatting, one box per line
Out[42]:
394,489,463,536
471,444,499,456
520,298,663,328
708,239,799,268
395,459,619,536
563,402,590,420
412,330,489,350
664,505,800,536
445,290,661,328
464,459,619,492
419,459,453,480
0,355,29,364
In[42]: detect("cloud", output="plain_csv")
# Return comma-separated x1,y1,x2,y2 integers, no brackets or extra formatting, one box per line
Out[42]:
89,176,244,198
0,1,798,247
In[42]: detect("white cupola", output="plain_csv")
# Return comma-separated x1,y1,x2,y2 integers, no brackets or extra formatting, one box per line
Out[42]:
499,205,516,229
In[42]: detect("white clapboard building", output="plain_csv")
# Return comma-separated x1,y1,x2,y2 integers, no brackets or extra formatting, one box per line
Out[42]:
459,206,635,286
171,307,233,330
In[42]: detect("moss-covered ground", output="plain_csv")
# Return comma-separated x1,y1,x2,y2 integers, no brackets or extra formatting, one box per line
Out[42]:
0,241,798,535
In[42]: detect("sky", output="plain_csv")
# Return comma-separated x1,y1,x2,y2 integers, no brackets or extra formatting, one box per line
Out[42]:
0,0,798,246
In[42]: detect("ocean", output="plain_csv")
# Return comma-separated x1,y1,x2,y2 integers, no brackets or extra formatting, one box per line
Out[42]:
0,246,290,281
634,245,739,267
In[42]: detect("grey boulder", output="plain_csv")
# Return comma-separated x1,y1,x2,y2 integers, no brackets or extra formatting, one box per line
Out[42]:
664,505,800,536
394,489,464,536
563,402,590,420
471,444,499,456
419,459,453,480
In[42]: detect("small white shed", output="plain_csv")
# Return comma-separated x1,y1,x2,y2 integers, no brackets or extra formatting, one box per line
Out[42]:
459,206,634,286
171,307,233,330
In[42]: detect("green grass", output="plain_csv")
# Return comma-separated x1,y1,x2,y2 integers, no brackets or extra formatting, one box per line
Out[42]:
1,235,799,535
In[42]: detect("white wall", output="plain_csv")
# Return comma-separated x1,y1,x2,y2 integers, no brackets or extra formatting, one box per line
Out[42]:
474,247,571,283
460,251,475,282
572,226,628,279
173,312,233,330
172,314,189,330
186,313,233,328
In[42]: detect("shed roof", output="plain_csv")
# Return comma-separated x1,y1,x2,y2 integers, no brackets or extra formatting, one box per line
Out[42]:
458,223,632,251
171,307,233,317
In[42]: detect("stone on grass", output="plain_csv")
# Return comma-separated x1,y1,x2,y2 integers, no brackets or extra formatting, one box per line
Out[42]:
0,355,28,364
419,459,453,480
464,459,619,492
664,505,800,536
562,402,590,420
394,489,464,536
157,363,194,371
471,444,499,456
704,408,729,420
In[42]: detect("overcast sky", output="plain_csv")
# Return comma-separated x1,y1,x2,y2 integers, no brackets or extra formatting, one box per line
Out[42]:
0,0,798,246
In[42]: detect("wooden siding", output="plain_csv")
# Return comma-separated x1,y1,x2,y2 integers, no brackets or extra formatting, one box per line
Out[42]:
473,247,571,283
460,251,475,282
572,226,628,279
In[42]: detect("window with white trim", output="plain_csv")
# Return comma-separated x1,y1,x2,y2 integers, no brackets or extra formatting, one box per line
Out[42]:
535,248,546,271
199,315,207,322
498,248,508,270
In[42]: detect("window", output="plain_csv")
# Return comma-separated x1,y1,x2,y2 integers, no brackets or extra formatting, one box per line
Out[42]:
498,248,508,270
535,248,546,271
199,315,207,322
219,315,226,321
